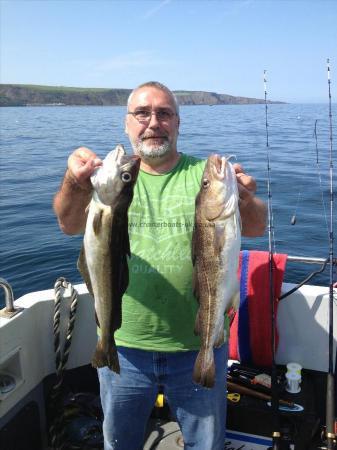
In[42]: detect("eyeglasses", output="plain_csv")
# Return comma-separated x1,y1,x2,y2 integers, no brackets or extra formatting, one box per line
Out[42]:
127,109,177,124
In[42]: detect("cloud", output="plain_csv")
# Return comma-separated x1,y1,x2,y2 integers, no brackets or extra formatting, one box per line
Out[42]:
142,0,171,20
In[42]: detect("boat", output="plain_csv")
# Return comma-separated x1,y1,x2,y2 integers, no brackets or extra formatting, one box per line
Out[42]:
1,254,336,450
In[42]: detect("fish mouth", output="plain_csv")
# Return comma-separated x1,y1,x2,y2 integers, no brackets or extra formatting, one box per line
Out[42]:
202,154,236,221
121,155,141,174
108,145,140,176
209,154,226,180
114,144,127,162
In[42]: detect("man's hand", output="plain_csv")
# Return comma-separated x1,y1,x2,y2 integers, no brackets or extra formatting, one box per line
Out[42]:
53,147,102,235
233,163,257,207
233,163,267,237
66,147,102,190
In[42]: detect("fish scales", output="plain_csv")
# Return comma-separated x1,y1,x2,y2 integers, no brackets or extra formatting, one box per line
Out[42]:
78,144,140,373
192,154,241,388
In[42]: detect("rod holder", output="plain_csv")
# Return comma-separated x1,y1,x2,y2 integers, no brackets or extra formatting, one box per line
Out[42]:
0,278,23,318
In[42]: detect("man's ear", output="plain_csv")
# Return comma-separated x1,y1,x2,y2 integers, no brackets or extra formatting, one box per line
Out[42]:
124,118,129,134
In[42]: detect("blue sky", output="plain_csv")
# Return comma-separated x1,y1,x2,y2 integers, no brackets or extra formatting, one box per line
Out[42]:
1,0,336,103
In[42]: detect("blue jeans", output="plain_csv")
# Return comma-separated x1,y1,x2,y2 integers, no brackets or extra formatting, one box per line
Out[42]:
98,344,228,450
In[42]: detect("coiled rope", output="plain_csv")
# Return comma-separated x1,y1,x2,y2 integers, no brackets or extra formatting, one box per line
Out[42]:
49,277,79,450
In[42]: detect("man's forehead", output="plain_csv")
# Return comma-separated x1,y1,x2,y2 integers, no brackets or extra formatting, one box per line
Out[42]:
129,87,175,108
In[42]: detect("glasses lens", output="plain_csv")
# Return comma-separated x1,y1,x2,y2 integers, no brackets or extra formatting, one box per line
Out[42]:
134,110,151,122
156,110,173,121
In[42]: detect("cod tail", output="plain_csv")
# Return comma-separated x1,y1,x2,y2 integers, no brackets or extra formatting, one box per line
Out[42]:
193,347,215,388
92,337,120,374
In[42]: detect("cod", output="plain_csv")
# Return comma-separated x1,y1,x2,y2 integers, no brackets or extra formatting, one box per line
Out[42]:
192,154,241,388
78,144,140,373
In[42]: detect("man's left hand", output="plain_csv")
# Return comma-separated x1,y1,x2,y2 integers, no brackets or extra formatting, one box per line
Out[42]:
233,163,257,207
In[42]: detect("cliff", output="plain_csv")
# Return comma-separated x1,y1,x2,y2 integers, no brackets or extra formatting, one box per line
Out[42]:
0,84,282,107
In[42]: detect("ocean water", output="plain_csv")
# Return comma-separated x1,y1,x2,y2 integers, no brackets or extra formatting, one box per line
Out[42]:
0,104,336,306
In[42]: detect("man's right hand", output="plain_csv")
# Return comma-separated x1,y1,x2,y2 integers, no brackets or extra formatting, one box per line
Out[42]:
53,147,102,235
67,147,102,190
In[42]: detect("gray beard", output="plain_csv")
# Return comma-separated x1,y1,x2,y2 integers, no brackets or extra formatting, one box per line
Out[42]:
132,139,171,159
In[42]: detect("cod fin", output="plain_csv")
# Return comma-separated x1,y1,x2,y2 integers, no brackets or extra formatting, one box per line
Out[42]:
93,209,104,235
193,347,215,388
77,245,94,297
231,287,240,311
92,338,120,374
214,327,225,347
117,226,130,296
194,309,201,336
223,190,238,218
110,215,130,298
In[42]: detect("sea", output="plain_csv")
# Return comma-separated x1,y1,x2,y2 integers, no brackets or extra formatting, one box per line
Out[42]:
0,104,336,307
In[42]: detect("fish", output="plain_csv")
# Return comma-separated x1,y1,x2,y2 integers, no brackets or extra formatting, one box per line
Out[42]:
77,144,140,373
192,154,241,388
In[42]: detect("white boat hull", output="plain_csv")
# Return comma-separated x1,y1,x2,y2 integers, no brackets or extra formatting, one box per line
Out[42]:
0,281,336,448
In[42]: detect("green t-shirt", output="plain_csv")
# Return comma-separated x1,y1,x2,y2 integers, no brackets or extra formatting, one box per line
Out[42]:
115,153,223,352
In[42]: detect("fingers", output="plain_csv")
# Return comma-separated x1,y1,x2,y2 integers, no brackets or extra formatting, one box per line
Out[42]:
76,147,97,160
232,162,257,208
237,183,254,206
67,147,102,185
233,163,243,173
233,163,257,195
236,172,257,194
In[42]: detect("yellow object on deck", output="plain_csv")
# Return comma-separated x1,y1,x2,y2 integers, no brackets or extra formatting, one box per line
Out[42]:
155,393,165,408
227,393,241,403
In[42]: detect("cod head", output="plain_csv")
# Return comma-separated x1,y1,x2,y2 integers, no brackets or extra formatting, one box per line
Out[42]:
198,154,239,221
91,144,141,206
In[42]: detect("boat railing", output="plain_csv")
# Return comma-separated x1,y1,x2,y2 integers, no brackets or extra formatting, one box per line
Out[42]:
286,255,337,265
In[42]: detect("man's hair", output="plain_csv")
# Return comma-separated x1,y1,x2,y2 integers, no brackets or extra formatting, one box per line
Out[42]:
127,81,179,114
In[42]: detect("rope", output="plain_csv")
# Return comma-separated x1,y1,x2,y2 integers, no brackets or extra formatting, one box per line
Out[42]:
49,277,79,450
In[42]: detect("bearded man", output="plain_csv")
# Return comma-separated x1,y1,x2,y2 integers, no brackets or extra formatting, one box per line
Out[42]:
54,81,266,450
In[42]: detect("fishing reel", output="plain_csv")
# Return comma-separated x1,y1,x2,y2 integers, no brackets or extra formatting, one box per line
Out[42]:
267,422,296,450
320,423,337,450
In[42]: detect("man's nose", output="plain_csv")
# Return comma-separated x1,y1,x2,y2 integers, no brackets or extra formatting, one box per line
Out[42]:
147,112,161,128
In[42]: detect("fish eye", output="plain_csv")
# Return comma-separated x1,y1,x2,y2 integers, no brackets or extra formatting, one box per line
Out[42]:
202,178,210,188
121,171,132,183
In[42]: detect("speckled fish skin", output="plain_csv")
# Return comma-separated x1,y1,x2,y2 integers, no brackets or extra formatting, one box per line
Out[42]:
77,144,140,373
192,154,241,388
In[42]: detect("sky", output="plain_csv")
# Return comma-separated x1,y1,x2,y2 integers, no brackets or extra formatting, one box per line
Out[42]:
1,0,337,103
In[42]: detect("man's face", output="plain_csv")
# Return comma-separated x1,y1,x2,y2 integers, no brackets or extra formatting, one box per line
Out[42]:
125,87,180,160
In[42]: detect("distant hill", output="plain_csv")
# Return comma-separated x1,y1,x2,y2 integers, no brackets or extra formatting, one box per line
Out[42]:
0,84,283,107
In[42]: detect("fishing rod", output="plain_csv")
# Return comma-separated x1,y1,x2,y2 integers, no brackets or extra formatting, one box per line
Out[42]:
291,119,325,227
285,117,332,295
264,70,281,450
314,119,329,234
325,58,336,450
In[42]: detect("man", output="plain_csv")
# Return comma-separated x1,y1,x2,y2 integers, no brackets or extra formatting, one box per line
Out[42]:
54,81,266,450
